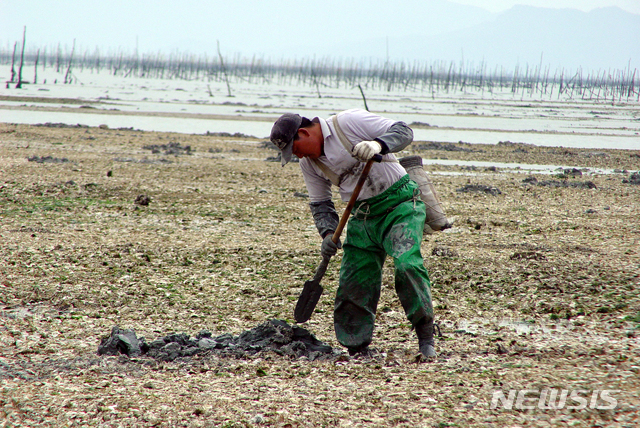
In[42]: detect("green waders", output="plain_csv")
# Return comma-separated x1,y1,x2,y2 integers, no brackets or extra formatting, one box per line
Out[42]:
334,175,434,350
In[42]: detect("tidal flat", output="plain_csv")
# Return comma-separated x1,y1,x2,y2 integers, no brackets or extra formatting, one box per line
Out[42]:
1,122,639,427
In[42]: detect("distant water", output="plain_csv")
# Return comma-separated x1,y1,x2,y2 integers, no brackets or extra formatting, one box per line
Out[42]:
1,65,638,151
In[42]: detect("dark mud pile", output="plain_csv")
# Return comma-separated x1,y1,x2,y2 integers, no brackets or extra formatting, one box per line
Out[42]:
142,142,193,155
456,184,502,195
414,142,483,153
265,152,300,163
522,176,597,189
623,172,640,185
34,122,89,129
113,157,174,164
27,155,70,163
205,131,255,138
98,319,337,362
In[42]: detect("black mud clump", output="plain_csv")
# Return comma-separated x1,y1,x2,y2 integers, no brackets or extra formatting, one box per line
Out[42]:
27,155,70,163
205,131,255,138
98,327,143,357
510,251,546,261
265,152,299,163
456,184,502,196
414,142,482,153
115,157,174,164
34,122,88,129
98,320,337,362
521,176,596,189
142,142,193,155
134,194,151,206
622,172,640,185
557,168,584,178
432,246,458,258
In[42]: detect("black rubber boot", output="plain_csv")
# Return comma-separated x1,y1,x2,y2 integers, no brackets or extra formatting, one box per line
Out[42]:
347,344,370,357
415,317,436,359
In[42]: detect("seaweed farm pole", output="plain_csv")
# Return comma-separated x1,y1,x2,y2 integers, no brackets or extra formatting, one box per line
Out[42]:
625,64,635,102
611,70,624,105
158,51,165,79
544,66,551,96
387,62,397,92
311,68,322,98
445,61,453,92
583,70,591,100
521,63,529,99
114,50,123,76
56,43,61,73
610,70,617,105
64,39,76,84
358,84,369,111
33,48,40,84
577,68,584,99
570,69,579,99
602,70,610,103
479,60,485,95
217,40,233,97
535,52,543,96
558,68,565,99
511,64,519,94
15,26,26,89
94,47,100,73
9,42,17,83
592,70,601,101
485,65,498,94
80,49,85,72
617,68,625,104
429,65,434,98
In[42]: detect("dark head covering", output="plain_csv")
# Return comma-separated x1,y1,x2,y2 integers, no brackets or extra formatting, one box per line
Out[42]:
270,113,302,166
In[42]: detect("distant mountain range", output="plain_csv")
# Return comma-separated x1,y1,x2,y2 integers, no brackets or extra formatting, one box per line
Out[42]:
262,2,640,72
5,1,635,73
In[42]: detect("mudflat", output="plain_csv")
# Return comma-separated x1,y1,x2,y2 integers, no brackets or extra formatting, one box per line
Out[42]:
1,122,639,427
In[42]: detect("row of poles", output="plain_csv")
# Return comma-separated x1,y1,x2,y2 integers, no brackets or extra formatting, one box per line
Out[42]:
2,33,638,103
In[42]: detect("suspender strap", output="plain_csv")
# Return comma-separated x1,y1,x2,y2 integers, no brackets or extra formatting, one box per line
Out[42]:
332,113,354,153
312,158,341,186
312,112,399,187
311,113,350,186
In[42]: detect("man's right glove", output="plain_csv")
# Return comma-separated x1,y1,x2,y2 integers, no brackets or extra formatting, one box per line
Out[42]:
321,233,342,258
352,140,382,161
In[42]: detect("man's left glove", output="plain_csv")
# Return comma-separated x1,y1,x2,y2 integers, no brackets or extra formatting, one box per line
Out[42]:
352,140,382,161
321,233,342,258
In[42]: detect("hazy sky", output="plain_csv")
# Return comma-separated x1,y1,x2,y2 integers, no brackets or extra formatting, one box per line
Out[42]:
451,0,640,13
1,0,638,67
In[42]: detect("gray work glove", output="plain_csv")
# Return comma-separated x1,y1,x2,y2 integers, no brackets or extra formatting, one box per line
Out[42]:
321,233,342,258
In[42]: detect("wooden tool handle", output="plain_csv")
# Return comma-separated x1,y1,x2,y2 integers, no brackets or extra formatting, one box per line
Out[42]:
332,155,380,243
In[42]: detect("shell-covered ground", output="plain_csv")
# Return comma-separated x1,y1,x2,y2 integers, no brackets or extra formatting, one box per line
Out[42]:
1,122,639,427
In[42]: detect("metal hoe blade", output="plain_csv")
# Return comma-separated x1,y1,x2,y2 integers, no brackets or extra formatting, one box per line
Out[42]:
294,255,330,323
294,281,324,323
293,157,380,323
